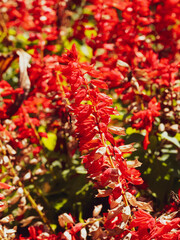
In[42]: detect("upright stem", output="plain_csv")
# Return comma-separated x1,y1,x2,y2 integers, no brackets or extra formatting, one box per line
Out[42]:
56,71,70,105
21,106,56,177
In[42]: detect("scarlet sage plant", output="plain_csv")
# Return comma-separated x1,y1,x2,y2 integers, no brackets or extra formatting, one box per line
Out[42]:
56,45,180,240
0,0,179,239
56,45,144,238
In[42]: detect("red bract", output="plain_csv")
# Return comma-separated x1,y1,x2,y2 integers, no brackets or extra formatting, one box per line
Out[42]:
17,225,62,240
131,97,161,149
130,209,156,234
130,210,180,240
0,182,11,190
0,80,24,119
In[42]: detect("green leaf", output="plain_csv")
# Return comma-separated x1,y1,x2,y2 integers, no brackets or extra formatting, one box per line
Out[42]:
75,165,87,174
50,224,57,232
38,126,57,151
126,127,138,135
160,131,180,148
54,199,68,210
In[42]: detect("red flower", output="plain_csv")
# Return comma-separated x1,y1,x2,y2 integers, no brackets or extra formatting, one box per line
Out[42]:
132,97,160,149
130,209,156,239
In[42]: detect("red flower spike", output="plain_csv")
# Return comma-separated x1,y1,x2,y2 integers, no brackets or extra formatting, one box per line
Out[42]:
58,44,147,237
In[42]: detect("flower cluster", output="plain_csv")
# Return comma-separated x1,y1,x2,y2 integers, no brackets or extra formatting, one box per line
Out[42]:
72,0,180,149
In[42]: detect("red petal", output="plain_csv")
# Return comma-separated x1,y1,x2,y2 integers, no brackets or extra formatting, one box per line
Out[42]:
39,132,48,138
0,182,11,189
91,79,108,89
